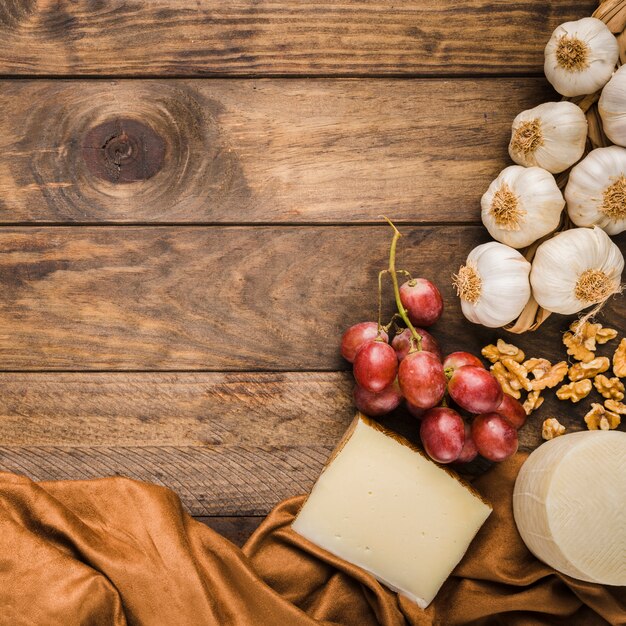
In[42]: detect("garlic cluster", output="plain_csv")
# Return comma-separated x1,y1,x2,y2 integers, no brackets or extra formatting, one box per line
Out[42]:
481,166,564,248
599,65,626,147
544,17,619,97
530,227,624,315
566,146,626,235
509,102,588,173
454,242,531,328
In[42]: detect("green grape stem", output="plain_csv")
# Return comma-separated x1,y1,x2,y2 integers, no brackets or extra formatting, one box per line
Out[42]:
382,216,422,352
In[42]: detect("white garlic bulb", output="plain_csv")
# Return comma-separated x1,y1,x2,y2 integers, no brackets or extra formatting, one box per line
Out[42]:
481,166,565,248
454,242,531,328
530,227,624,315
509,102,588,173
565,146,626,235
599,65,626,147
544,17,619,97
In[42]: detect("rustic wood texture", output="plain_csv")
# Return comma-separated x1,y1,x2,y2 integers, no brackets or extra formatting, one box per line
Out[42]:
0,0,595,76
0,372,354,515
0,367,621,516
198,517,263,547
0,226,622,371
0,0,622,532
0,79,555,224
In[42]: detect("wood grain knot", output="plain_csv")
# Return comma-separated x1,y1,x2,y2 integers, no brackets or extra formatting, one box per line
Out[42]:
82,119,165,183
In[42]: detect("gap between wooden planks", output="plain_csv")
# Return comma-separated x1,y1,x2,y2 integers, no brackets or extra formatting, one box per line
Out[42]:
0,225,622,370
0,0,595,76
0,368,619,519
0,78,556,223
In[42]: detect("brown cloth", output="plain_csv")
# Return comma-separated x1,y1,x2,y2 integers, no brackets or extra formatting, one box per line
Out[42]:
0,454,624,626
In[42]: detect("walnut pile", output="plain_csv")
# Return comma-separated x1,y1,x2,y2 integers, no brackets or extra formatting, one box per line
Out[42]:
482,341,566,413
482,319,624,440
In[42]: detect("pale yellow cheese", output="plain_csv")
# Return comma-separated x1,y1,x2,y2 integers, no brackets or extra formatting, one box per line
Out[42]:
291,415,492,608
513,430,626,585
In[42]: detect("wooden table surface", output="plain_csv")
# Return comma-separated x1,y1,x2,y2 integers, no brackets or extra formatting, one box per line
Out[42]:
0,0,624,546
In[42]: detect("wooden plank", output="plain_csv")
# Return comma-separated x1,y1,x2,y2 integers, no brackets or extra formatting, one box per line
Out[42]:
0,371,354,515
0,370,622,516
0,78,555,223
0,0,595,76
196,517,263,547
0,226,622,370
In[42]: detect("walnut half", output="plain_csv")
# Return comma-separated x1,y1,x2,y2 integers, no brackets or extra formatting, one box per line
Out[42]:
584,403,621,431
482,339,525,364
523,390,544,415
593,374,625,401
556,379,592,403
614,338,626,378
568,357,610,382
542,418,566,440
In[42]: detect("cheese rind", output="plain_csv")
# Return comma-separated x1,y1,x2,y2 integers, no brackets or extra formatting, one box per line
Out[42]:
513,430,626,585
292,415,492,608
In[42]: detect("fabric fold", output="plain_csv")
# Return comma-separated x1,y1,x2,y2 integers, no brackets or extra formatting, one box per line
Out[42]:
0,453,623,625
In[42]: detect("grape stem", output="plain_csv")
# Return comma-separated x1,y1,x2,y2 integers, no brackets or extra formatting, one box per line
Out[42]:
382,216,422,352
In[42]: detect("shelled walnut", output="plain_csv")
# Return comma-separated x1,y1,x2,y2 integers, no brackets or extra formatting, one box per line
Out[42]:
556,379,592,403
562,321,618,363
614,338,626,378
542,418,566,440
490,361,521,399
523,390,544,415
568,357,610,382
482,339,525,364
529,361,568,391
501,358,532,392
605,399,626,415
593,375,625,401
584,403,621,431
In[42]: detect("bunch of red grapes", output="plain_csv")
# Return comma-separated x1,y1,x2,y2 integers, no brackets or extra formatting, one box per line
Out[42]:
341,276,526,465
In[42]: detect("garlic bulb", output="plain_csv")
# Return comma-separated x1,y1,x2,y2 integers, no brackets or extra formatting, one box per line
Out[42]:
544,17,619,97
599,65,626,147
453,242,531,328
530,227,624,315
481,166,564,248
509,102,588,173
565,146,626,235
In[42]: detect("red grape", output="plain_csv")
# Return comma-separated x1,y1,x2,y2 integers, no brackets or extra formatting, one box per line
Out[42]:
471,413,518,461
456,422,478,463
392,327,442,362
353,341,398,393
341,322,388,363
399,278,444,327
420,407,465,463
406,401,426,419
442,351,484,374
495,394,527,430
398,351,446,409
353,381,402,417
447,365,503,414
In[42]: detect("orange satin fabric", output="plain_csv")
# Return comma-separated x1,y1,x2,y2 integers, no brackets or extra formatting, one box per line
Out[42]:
0,454,623,626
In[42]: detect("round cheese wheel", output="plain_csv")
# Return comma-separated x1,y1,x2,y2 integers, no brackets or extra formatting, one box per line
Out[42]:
513,430,625,585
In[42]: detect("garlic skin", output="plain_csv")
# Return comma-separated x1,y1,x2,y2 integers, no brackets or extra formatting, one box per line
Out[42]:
530,227,624,315
565,146,626,235
509,102,588,173
599,65,626,147
481,166,564,248
544,18,619,97
454,242,531,328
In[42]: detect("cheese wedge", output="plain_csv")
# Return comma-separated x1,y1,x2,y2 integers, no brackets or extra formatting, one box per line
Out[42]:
292,414,492,608
513,430,626,585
